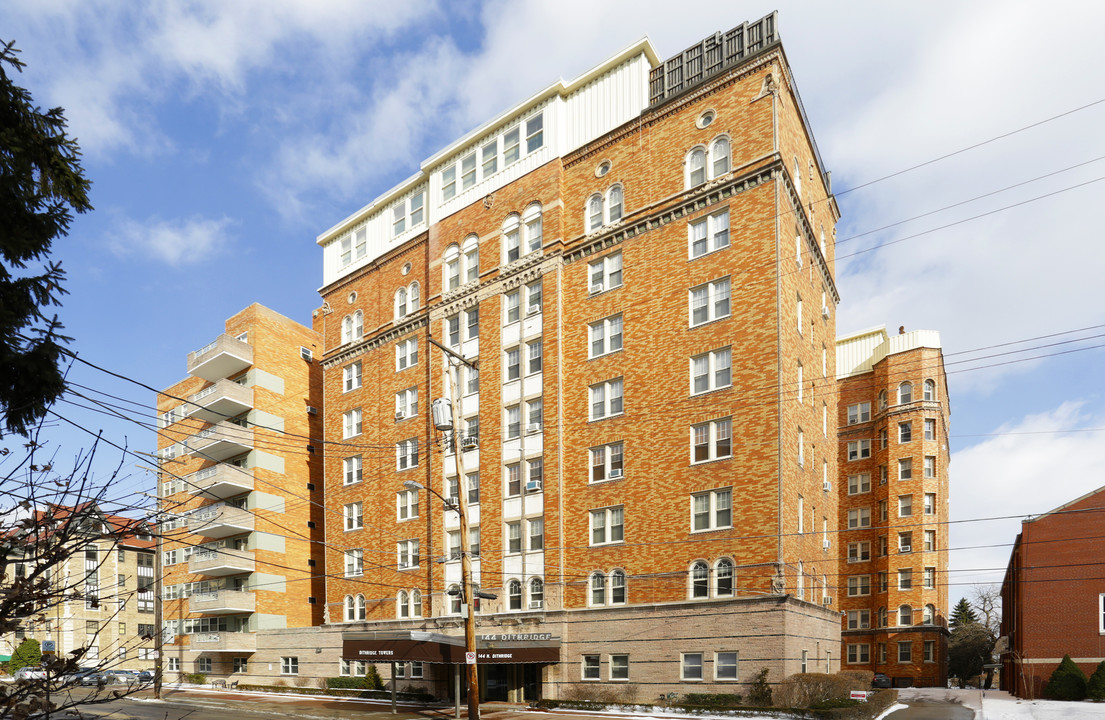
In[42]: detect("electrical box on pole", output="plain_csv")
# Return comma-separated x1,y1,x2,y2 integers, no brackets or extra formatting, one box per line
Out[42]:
432,398,453,431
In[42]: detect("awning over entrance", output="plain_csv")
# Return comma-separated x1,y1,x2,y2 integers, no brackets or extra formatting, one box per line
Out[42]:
343,630,560,665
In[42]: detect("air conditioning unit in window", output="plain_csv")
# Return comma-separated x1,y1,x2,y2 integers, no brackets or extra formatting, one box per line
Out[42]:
529,600,543,610
300,347,313,362
525,479,543,493
395,411,405,421
860,622,870,629
590,283,603,294
527,305,540,316
822,596,833,606
306,406,318,415
822,306,830,319
460,436,479,451
822,539,831,550
823,480,832,492
527,423,542,434
609,469,623,479
899,545,912,554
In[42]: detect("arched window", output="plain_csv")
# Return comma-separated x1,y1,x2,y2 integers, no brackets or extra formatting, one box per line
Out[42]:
462,235,480,283
923,604,935,624
687,147,707,187
398,590,409,618
691,561,709,598
345,595,355,621
607,185,623,224
352,310,363,340
878,389,887,410
899,604,912,626
342,315,353,344
797,561,805,599
448,584,461,615
590,572,606,606
878,606,887,628
356,594,366,620
923,379,936,402
508,580,523,610
898,382,913,404
408,282,419,312
587,194,603,232
502,214,521,263
411,589,422,618
610,569,626,605
523,203,543,254
395,288,408,319
529,578,544,609
715,558,734,597
710,136,730,177
444,244,461,291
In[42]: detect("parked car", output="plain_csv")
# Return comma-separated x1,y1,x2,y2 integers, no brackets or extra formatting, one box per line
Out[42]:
76,668,107,686
13,667,45,683
872,672,892,689
137,670,155,682
103,670,138,684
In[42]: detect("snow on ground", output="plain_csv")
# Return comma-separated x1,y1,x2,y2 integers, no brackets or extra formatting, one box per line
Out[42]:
899,687,1105,718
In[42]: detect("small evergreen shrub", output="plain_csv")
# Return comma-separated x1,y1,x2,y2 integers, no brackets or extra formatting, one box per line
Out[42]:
184,673,207,685
326,676,368,689
10,639,41,673
1044,655,1087,701
1086,660,1105,700
366,664,385,690
747,667,772,706
681,693,742,707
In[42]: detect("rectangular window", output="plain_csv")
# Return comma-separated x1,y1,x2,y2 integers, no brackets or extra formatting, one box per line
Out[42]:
689,209,730,258
392,203,406,237
481,139,497,177
898,642,912,663
880,428,888,449
590,507,624,545
527,397,543,432
504,405,520,440
590,442,624,482
847,542,871,563
847,508,871,529
582,655,600,680
397,489,419,521
504,290,520,324
397,540,419,569
924,456,936,478
847,440,871,461
343,456,362,485
282,657,298,675
505,464,521,497
681,653,703,681
526,280,543,315
506,522,521,554
924,418,936,441
899,495,913,517
610,654,629,680
716,651,738,680
588,252,623,294
466,306,479,340
847,402,871,424
846,644,870,664
691,417,732,463
343,409,362,439
924,567,936,589
589,315,623,358
527,340,543,374
529,517,544,551
396,438,419,470
924,529,936,552
525,113,544,153
409,191,424,227
442,165,456,201
466,366,480,395
848,474,871,495
924,640,935,663
689,277,730,326
395,387,418,419
234,657,249,673
847,609,871,630
460,152,476,190
899,421,912,443
344,549,363,577
898,531,913,553
504,347,521,381
447,313,461,346
343,361,362,392
691,347,731,394
898,568,913,590
527,457,543,491
396,338,418,370
924,492,936,515
344,502,363,531
691,488,732,531
503,126,520,165
589,378,623,420
879,500,888,522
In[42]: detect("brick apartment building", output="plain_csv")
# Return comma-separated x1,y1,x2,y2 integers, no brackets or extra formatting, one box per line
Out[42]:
836,327,950,687
314,14,844,702
1000,485,1105,697
0,504,157,672
155,304,324,677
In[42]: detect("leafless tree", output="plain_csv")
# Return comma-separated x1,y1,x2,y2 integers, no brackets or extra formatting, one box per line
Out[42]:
971,583,1001,640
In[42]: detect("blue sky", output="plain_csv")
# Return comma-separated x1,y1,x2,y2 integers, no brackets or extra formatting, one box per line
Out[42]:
3,0,1105,609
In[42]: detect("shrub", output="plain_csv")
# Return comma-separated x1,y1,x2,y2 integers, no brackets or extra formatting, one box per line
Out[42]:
747,667,772,706
775,673,852,708
681,693,742,707
10,639,41,673
365,664,385,690
836,670,873,690
1087,660,1105,700
1044,655,1087,701
183,673,207,685
326,676,368,689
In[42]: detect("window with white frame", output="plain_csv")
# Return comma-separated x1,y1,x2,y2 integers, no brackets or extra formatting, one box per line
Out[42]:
344,549,363,577
847,609,871,630
924,379,936,401
589,315,623,358
343,409,362,439
924,529,936,552
848,473,871,495
691,347,731,394
527,398,543,433
590,507,624,545
397,489,418,521
342,311,364,344
689,277,730,326
589,378,623,420
589,573,606,606
343,456,362,485
460,151,476,191
847,575,871,597
443,244,462,290
527,340,543,374
582,655,600,680
710,136,730,177
395,388,417,420
588,252,623,294
338,226,367,268
924,492,936,515
586,186,624,231
396,338,418,370
504,347,521,382
442,164,457,201
847,440,871,460
445,313,461,347
924,418,936,440
689,209,730,258
898,495,913,517
898,382,913,404
898,568,913,590
898,642,912,663
609,654,629,681
465,366,480,395
899,457,912,480
502,214,522,263
716,651,738,680
924,455,936,478
687,147,707,187
464,306,479,342
341,659,367,676
692,417,732,462
523,203,543,255
525,112,543,152
898,531,912,552
343,361,362,392
681,652,704,680
846,644,869,664
690,560,709,598
504,405,521,440
797,293,803,334
692,488,732,531
899,421,912,443
924,640,935,663
397,540,419,569
848,542,871,563
505,522,522,554
529,517,544,551
396,439,419,470
504,289,520,324
847,402,871,425
847,508,871,529
530,577,544,607
344,502,363,531
526,279,542,315
879,428,888,449
281,657,299,675
590,442,624,482
505,463,521,497
716,558,734,596
923,567,936,589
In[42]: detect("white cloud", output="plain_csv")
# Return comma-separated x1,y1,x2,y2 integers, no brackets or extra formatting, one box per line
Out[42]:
112,215,234,266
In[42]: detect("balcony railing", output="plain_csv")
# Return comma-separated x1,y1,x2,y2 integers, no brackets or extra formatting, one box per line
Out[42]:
184,419,254,462
188,589,256,615
186,504,254,538
187,464,254,500
185,379,253,424
189,632,257,652
187,334,253,382
188,548,255,577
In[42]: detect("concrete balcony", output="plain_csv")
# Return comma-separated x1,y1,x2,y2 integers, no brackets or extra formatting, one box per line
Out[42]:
187,505,254,538
188,334,253,382
188,631,257,653
188,589,256,615
188,464,254,500
185,420,254,462
189,548,255,577
185,379,253,424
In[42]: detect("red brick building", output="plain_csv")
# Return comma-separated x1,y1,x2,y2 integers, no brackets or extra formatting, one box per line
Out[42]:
835,327,951,687
1001,485,1105,697
315,14,844,702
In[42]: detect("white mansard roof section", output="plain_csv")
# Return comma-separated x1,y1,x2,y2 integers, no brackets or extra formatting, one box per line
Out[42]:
318,38,659,288
836,326,943,379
